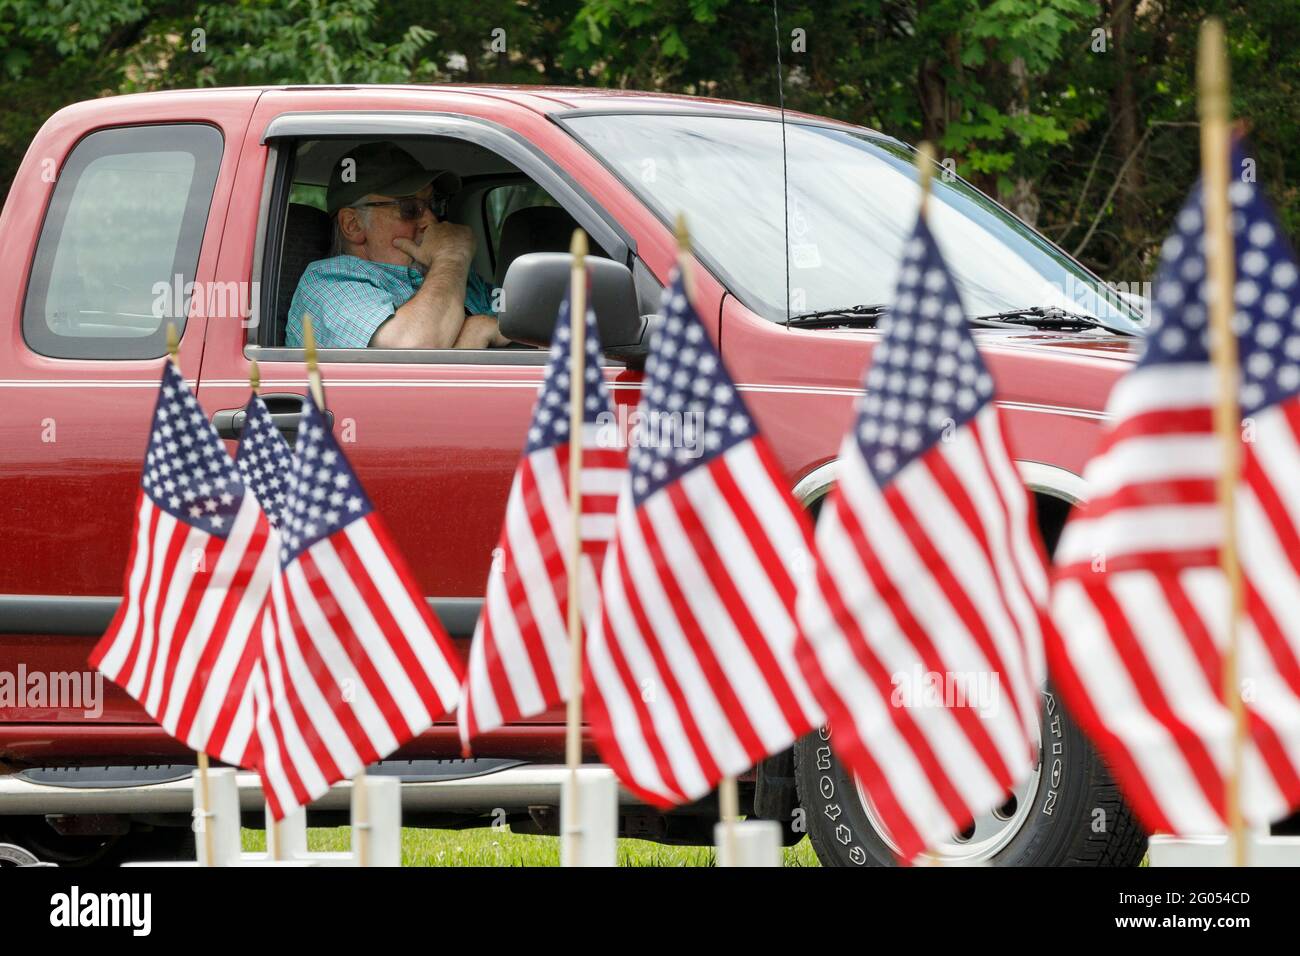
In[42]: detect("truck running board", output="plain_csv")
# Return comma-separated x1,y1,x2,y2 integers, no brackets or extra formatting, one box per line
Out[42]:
0,762,643,815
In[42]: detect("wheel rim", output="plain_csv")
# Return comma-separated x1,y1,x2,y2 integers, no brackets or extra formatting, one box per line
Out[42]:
0,843,42,867
855,754,1043,864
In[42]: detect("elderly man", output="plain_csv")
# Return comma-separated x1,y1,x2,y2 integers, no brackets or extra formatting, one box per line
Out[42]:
287,142,508,349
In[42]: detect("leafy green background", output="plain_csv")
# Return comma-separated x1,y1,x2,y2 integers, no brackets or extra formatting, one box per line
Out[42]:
0,0,1294,283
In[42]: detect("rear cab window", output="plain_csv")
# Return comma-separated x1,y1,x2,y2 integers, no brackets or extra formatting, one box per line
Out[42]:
23,124,224,359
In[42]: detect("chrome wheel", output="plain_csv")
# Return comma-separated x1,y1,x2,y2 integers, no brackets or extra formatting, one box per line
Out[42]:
0,842,43,867
855,760,1043,865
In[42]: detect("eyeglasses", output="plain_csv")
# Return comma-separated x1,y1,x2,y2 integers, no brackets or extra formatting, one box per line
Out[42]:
352,196,441,221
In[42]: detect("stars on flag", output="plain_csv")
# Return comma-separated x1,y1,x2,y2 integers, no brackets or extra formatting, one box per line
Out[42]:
526,300,610,452
235,395,295,530
1145,146,1300,416
277,399,370,563
630,283,754,501
857,224,994,484
140,361,244,536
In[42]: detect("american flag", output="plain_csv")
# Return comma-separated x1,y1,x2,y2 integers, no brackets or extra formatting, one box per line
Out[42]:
583,271,823,807
1049,143,1300,834
794,217,1050,862
458,297,623,752
90,362,277,769
249,395,465,820
234,394,295,530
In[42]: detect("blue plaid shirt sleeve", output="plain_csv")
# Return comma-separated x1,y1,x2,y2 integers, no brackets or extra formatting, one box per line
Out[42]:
466,270,499,317
286,257,409,349
286,255,500,348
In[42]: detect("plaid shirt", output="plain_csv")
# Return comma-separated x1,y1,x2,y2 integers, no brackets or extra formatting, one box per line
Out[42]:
286,255,498,348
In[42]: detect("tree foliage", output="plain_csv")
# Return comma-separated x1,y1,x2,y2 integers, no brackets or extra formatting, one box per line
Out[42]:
0,0,1295,283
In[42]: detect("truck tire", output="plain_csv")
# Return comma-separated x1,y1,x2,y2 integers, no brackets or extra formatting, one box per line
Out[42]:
0,817,195,867
793,688,1148,866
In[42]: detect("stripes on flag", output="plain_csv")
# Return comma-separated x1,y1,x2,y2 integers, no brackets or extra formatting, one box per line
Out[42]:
1048,142,1300,835
458,299,624,751
584,270,823,808
794,217,1050,862
90,362,276,770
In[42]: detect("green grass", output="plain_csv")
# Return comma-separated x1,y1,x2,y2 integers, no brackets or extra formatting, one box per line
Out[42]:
241,825,822,866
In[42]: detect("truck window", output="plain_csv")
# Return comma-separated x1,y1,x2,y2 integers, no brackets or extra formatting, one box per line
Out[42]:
267,137,599,352
23,124,223,359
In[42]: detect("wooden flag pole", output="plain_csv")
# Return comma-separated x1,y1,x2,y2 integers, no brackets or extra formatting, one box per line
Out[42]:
911,146,942,868
675,212,696,303
248,358,284,858
302,314,367,864
673,212,741,863
562,229,590,866
1198,17,1248,868
916,142,936,220
718,774,740,865
168,321,218,867
300,314,327,410
195,751,217,866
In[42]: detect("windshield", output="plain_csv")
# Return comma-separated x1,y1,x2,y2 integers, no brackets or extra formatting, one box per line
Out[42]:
563,113,1143,334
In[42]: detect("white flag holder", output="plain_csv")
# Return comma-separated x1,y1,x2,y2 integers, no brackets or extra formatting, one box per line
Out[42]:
1149,831,1300,867
714,819,782,867
195,766,242,866
123,769,401,867
560,767,619,867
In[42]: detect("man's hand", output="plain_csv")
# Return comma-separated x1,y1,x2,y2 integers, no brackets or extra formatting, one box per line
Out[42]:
454,314,510,349
393,220,474,274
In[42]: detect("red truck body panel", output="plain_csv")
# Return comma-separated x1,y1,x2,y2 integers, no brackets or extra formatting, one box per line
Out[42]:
0,86,1136,766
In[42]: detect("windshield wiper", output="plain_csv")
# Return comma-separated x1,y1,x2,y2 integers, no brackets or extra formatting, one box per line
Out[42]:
787,304,889,329
969,306,1106,330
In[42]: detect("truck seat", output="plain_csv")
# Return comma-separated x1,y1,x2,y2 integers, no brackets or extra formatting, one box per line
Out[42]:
493,206,584,286
275,203,332,345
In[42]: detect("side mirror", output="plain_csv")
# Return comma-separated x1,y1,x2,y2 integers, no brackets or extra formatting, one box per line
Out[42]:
498,253,648,358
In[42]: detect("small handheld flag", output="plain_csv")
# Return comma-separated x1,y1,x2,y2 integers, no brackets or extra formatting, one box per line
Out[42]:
250,395,465,820
583,269,823,807
90,361,277,769
795,210,1051,863
1047,139,1300,836
458,295,623,752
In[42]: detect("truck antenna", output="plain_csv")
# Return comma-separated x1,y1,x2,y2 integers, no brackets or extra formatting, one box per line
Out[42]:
772,0,791,327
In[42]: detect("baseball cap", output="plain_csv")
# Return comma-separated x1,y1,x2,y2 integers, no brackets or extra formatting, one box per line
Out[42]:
326,142,462,214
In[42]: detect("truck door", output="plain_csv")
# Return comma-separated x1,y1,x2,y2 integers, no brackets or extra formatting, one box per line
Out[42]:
0,99,253,734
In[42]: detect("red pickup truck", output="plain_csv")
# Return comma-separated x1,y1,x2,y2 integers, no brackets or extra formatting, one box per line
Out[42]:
0,84,1153,867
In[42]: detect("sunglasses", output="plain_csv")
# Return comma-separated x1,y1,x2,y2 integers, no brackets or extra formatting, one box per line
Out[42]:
353,195,445,221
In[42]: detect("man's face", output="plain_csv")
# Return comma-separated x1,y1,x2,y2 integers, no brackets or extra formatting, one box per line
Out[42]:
340,184,436,267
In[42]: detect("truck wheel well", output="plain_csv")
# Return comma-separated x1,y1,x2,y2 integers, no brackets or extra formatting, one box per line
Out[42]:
801,485,1075,560
1032,491,1074,559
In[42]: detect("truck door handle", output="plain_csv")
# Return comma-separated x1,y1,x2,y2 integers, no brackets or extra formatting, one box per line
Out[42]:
212,392,334,440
